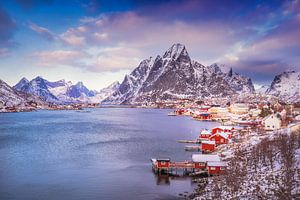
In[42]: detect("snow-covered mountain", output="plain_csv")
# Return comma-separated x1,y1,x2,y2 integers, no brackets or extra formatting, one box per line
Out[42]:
103,43,255,104
88,81,120,103
0,79,46,109
14,76,58,102
256,85,269,94
266,71,300,103
13,76,118,104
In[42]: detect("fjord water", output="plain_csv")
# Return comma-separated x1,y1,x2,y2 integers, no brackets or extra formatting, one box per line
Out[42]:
0,108,218,200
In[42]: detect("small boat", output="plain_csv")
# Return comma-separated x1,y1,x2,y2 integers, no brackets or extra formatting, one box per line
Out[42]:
167,112,177,116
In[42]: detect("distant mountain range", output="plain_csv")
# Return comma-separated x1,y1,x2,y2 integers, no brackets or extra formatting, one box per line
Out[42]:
13,76,120,104
103,43,255,104
1,43,299,107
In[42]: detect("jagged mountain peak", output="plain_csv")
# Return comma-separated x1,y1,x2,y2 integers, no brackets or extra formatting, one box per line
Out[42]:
104,44,255,104
163,43,188,60
14,77,30,91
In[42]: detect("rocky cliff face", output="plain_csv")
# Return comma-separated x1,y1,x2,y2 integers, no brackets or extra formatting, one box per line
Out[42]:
266,71,300,103
0,79,46,109
104,43,255,104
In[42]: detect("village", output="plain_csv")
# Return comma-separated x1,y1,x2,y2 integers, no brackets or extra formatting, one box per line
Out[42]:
151,98,300,198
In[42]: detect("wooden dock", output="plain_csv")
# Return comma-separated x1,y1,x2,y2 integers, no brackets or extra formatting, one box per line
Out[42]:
151,159,207,176
177,139,200,144
184,145,201,151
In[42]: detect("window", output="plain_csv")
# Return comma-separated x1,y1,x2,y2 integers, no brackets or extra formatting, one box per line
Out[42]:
220,167,225,170
210,167,216,170
221,139,224,142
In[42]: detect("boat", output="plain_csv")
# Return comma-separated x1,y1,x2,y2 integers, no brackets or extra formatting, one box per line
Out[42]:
167,112,177,116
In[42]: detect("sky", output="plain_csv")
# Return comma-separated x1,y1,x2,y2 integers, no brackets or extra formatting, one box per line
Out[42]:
0,0,299,90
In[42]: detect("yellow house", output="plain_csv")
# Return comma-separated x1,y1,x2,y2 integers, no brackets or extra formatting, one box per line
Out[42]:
230,103,249,114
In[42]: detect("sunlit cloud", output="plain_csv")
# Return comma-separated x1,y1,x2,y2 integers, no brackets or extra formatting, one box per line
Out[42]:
28,22,55,41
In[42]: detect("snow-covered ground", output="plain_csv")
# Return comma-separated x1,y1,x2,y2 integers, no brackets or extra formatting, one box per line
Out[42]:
191,126,300,199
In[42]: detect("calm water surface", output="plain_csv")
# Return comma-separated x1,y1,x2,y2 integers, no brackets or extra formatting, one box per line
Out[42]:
0,108,218,200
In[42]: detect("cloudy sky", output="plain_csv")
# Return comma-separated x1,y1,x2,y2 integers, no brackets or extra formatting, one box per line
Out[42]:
0,0,299,90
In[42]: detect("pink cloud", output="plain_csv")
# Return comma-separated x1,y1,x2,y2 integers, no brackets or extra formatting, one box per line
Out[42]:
29,22,55,41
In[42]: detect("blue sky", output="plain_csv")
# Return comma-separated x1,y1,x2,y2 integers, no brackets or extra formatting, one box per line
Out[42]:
0,0,299,90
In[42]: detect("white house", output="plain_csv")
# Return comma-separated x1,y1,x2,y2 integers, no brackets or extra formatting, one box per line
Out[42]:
263,114,282,131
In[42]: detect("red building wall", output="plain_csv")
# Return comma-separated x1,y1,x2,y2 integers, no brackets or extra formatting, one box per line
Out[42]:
201,143,215,152
208,166,226,175
157,161,170,168
209,134,228,145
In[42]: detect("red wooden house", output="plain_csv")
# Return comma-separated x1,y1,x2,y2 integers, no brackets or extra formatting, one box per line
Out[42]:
209,132,229,145
211,126,234,134
199,129,212,140
207,161,227,175
156,158,170,169
196,113,212,120
192,154,220,169
201,140,216,152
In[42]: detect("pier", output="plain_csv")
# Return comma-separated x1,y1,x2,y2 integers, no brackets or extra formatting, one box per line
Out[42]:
151,158,207,176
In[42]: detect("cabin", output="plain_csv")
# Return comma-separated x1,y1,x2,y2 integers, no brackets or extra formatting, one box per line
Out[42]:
209,132,229,145
211,126,234,135
192,154,220,169
201,140,216,152
199,129,211,140
196,113,211,120
263,114,282,131
207,161,227,175
156,158,170,169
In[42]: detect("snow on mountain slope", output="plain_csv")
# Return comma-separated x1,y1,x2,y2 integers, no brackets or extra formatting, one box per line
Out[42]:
14,76,59,102
0,79,46,110
88,81,120,103
14,76,119,104
256,85,269,94
266,71,300,103
103,43,255,104
0,79,26,107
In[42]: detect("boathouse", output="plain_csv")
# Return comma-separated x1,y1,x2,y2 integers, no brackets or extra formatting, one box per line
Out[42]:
201,140,216,152
209,132,229,145
192,154,220,169
207,161,227,175
156,158,170,169
196,113,211,120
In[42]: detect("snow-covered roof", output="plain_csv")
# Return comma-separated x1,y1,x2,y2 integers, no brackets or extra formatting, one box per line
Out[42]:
209,132,229,139
202,140,216,145
207,161,227,167
192,154,220,163
200,129,211,135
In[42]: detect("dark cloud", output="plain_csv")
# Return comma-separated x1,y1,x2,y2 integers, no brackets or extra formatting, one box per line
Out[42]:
0,6,17,48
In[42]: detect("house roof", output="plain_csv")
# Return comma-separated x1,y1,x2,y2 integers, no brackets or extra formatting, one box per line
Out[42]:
207,161,227,167
209,132,229,139
156,158,170,162
192,154,220,163
200,129,211,135
202,140,216,145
